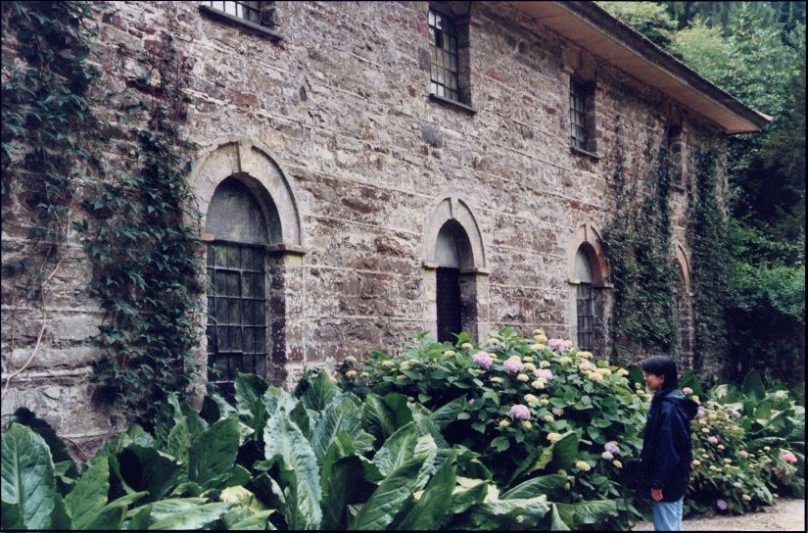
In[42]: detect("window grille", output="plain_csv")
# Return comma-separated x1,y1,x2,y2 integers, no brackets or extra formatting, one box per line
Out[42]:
576,283,594,351
428,9,460,102
436,267,462,342
206,241,266,390
570,77,590,151
201,1,261,23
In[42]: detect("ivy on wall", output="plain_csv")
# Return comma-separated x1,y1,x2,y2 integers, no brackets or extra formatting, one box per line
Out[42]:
2,1,203,425
602,121,679,365
689,146,730,376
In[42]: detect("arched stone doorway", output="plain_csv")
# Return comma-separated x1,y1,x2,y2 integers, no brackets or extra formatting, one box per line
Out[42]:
422,196,489,343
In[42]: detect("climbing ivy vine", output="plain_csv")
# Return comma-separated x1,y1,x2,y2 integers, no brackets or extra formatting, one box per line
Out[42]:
689,145,731,376
2,1,203,425
602,122,679,365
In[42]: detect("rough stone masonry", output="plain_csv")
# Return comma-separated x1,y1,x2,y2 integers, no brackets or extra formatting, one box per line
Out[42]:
2,1,760,455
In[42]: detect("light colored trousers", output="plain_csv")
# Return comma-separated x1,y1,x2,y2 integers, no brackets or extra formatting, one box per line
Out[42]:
651,497,683,530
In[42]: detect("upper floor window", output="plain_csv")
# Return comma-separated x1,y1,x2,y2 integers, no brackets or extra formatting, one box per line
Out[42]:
199,1,281,40
202,1,262,23
429,9,460,101
570,76,595,153
428,6,473,111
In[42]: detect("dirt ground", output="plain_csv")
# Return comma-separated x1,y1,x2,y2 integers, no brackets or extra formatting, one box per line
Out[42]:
631,498,806,531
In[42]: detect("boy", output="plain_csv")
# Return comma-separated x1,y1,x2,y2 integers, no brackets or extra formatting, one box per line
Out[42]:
639,355,699,531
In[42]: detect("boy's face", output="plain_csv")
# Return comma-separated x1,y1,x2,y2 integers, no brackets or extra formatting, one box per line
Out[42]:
644,372,665,392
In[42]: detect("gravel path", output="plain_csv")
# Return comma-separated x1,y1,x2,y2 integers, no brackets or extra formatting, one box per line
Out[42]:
631,498,805,531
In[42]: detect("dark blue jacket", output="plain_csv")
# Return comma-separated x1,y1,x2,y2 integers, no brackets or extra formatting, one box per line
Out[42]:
640,387,699,502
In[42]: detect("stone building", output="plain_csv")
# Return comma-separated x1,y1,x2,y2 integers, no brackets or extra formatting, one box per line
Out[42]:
1,1,768,452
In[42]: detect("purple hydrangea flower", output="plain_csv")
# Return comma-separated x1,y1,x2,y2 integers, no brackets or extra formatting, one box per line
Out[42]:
716,499,728,511
473,351,493,370
534,368,554,381
503,358,524,374
707,436,719,444
548,338,573,352
509,404,531,420
604,441,620,454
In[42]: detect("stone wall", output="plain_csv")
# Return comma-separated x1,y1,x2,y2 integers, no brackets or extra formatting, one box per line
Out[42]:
0,1,727,453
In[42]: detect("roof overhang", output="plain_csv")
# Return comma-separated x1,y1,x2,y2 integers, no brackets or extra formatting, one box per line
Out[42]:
512,1,771,134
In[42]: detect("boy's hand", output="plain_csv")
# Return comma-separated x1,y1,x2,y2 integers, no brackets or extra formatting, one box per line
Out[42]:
651,488,664,501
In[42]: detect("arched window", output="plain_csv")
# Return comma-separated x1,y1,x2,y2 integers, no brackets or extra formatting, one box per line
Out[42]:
205,176,278,392
673,248,694,369
435,220,472,342
574,245,595,351
423,196,489,343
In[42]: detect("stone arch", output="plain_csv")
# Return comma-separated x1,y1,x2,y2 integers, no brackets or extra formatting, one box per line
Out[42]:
190,135,303,250
423,196,487,271
674,243,692,293
422,196,490,342
188,136,306,397
566,223,608,285
566,223,611,357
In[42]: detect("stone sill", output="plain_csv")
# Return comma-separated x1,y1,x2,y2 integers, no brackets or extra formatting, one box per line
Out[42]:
428,93,478,115
198,6,283,43
570,144,602,160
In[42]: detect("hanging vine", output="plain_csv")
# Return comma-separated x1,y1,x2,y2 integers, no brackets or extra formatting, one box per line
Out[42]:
2,1,203,425
688,145,731,376
602,121,679,364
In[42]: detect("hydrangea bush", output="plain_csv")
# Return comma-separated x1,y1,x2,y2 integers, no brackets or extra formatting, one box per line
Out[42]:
339,328,650,528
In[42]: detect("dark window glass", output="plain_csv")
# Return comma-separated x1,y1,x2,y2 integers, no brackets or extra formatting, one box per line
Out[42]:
576,283,594,351
570,77,591,150
206,241,266,391
428,9,460,102
436,267,462,342
201,1,261,23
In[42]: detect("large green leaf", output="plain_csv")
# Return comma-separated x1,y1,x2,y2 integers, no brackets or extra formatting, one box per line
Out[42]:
235,373,269,435
549,503,571,531
394,451,457,530
189,417,240,489
362,393,404,443
321,445,367,530
501,474,568,500
149,501,233,530
429,396,467,430
741,369,765,400
118,445,180,499
310,393,365,462
678,370,704,398
9,408,78,479
550,431,580,471
263,409,322,529
351,454,426,530
464,494,551,529
64,455,109,529
1,500,24,530
298,369,339,412
554,500,616,527
450,477,489,515
1,423,57,530
372,422,418,477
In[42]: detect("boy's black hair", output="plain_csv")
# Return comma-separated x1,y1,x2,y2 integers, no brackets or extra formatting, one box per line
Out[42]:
640,354,679,390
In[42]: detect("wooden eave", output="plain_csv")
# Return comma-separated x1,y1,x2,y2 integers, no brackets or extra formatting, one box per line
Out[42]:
513,1,772,134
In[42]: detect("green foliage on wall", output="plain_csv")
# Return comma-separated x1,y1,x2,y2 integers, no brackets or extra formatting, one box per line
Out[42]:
2,1,202,424
688,146,731,376
602,124,679,365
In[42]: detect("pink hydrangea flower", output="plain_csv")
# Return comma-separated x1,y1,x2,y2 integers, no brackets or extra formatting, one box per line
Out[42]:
534,368,554,381
782,451,798,464
509,404,531,420
503,357,524,374
739,450,749,459
547,338,572,352
697,407,707,418
707,436,719,445
604,441,620,454
473,351,493,370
